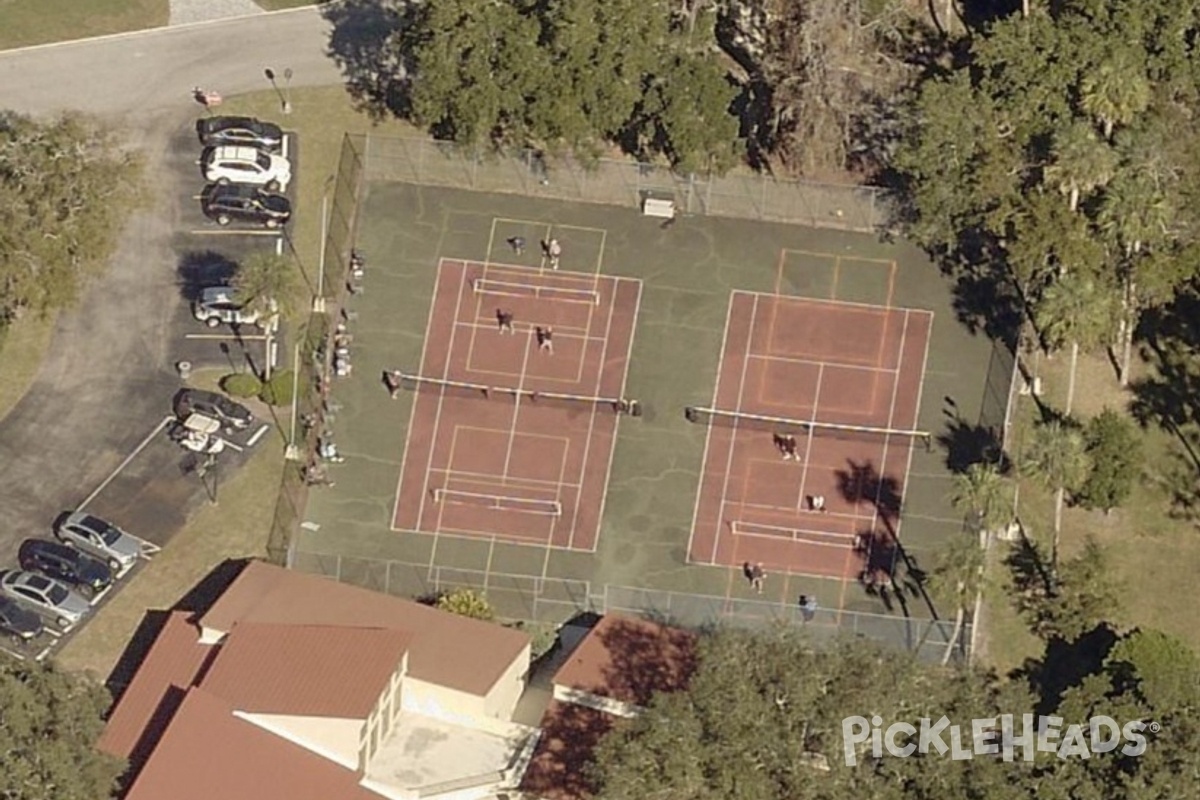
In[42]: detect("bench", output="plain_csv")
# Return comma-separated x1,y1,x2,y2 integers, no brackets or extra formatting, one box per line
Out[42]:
642,197,676,218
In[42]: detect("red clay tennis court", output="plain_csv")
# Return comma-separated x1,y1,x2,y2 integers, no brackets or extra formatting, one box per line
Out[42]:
687,290,932,581
392,259,641,550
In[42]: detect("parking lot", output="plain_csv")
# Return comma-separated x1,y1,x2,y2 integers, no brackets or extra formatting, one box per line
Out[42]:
0,116,298,660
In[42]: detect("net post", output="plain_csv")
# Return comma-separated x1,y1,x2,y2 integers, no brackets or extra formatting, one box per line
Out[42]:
432,488,444,503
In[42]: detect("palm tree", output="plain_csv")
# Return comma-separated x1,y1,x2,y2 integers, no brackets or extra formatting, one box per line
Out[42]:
1045,122,1118,212
1080,53,1151,141
1098,173,1176,385
928,534,986,665
949,462,1013,535
1034,272,1116,414
1023,420,1092,576
233,252,299,320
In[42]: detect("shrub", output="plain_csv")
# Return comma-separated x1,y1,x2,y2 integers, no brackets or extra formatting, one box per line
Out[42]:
258,369,296,406
1077,408,1143,512
435,588,495,621
221,372,262,398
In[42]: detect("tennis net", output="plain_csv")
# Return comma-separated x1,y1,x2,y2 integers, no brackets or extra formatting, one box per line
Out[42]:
473,277,600,305
684,405,931,449
433,488,562,516
395,371,642,416
731,521,862,549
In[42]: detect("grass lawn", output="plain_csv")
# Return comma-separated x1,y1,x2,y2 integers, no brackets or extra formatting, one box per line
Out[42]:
0,0,167,51
55,440,285,681
980,346,1200,674
0,313,57,421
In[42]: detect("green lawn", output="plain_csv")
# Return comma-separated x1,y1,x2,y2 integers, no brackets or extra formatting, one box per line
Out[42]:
0,0,167,51
980,347,1200,673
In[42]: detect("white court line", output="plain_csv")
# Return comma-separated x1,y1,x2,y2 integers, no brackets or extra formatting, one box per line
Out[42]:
592,278,643,556
708,294,760,564
392,259,458,533
749,351,899,376
453,319,595,339
500,333,535,478
486,218,499,266
891,312,936,559
77,416,174,511
685,291,738,566
865,309,911,537
795,363,825,511
416,261,473,567
566,275,618,550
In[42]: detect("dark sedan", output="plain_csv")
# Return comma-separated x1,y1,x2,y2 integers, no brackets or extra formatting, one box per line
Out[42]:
0,597,43,644
174,388,254,430
200,183,291,228
19,539,113,597
196,116,284,151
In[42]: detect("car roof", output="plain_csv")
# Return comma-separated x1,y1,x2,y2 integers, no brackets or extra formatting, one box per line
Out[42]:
182,388,224,404
202,182,261,201
199,286,237,303
22,538,77,559
66,511,110,533
18,572,52,591
210,145,266,161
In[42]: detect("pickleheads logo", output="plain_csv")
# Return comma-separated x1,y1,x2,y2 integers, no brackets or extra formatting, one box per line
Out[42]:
841,715,1155,766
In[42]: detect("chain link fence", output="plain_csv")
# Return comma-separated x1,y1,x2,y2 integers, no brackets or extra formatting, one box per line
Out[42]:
363,135,890,233
265,133,367,565
288,552,965,661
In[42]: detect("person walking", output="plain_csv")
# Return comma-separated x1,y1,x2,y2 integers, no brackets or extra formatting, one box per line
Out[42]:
496,309,515,334
810,494,827,513
507,236,526,255
536,326,554,354
750,562,767,594
546,238,562,269
775,433,798,460
382,370,403,399
799,595,818,622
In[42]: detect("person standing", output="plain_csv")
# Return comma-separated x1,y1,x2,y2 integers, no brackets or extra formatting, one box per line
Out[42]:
536,326,554,354
496,308,515,334
799,595,818,622
547,238,562,269
750,562,767,594
507,236,526,255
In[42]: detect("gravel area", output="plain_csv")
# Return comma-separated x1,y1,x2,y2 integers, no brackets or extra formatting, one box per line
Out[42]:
169,0,266,26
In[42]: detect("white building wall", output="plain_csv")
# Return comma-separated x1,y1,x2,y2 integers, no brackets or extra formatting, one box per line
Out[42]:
235,711,364,770
402,678,486,724
482,642,531,719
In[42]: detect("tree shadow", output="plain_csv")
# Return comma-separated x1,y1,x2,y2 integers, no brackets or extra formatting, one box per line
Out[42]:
176,250,237,302
321,0,423,121
1130,293,1200,431
1009,624,1119,715
594,617,698,707
937,413,1004,474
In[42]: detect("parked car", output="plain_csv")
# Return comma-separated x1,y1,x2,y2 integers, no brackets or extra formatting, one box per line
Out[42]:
168,413,227,455
196,116,284,151
0,571,91,628
174,388,254,430
19,539,113,597
54,512,142,570
192,286,263,328
200,183,291,228
201,145,291,191
0,596,43,644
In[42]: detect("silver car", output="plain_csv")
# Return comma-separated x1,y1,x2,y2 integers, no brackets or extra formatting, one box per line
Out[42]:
0,570,91,628
55,512,142,569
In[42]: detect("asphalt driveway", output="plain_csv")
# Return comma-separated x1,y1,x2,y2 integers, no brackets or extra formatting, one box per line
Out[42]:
0,8,335,566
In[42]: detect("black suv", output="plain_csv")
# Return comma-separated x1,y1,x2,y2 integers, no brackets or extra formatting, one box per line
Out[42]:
196,116,284,151
174,388,254,430
200,183,291,228
0,597,42,644
19,539,113,597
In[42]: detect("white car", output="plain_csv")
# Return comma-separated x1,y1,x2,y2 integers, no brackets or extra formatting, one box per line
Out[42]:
0,570,92,628
202,145,291,191
193,286,262,328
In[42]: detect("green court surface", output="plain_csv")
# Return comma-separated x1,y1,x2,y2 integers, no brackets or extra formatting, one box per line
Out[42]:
293,182,995,653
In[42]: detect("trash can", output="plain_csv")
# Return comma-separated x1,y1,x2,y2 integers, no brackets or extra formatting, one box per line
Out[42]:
177,361,192,381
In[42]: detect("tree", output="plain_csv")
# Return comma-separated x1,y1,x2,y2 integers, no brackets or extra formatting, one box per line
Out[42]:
232,252,298,320
1106,628,1200,713
643,51,741,174
0,660,124,800
1077,408,1144,512
927,533,986,665
0,111,143,323
1080,50,1151,141
1034,271,1117,414
948,461,1012,533
1044,121,1118,213
1023,419,1091,575
435,587,495,621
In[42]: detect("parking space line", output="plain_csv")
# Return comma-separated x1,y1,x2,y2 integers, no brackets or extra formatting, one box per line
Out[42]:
246,424,270,448
77,416,173,511
184,333,270,341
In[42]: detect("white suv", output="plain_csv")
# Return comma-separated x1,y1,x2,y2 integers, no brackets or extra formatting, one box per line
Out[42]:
202,146,292,191
193,286,262,328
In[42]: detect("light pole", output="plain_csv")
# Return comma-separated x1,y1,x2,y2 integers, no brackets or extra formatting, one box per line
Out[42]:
314,174,334,313
283,68,293,115
265,68,291,114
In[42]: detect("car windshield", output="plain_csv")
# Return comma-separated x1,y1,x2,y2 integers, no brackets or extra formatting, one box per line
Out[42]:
256,152,271,170
83,516,121,545
47,584,68,605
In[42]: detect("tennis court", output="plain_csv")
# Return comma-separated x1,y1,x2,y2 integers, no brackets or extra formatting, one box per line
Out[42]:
687,290,933,582
392,258,642,550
